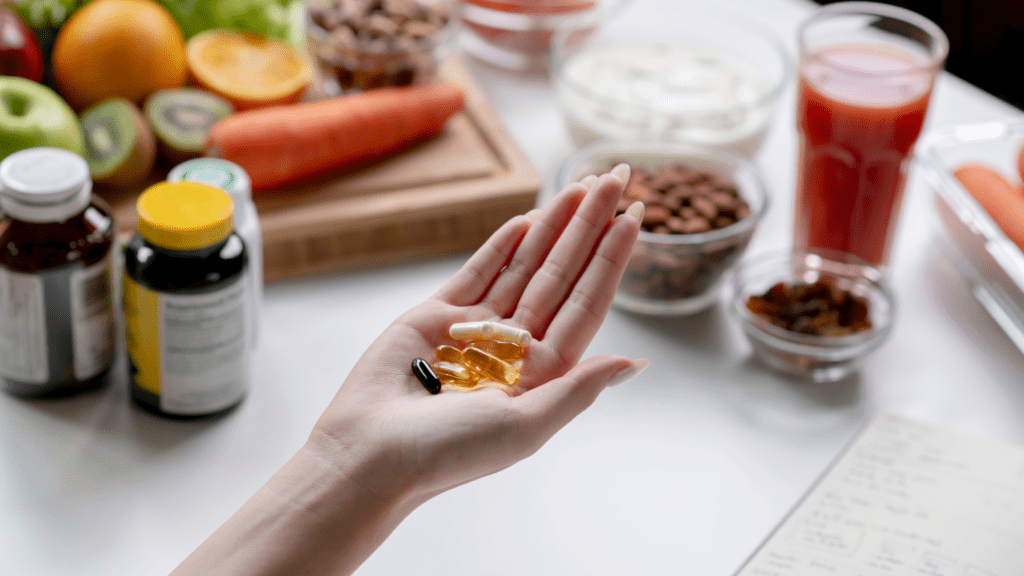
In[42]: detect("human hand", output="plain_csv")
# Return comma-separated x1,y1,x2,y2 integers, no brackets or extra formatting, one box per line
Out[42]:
308,167,648,504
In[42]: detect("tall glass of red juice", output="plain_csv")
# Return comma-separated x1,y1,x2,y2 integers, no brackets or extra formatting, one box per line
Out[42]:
794,3,948,268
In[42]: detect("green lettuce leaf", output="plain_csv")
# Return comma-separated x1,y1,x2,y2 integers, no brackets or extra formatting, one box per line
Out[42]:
155,0,293,40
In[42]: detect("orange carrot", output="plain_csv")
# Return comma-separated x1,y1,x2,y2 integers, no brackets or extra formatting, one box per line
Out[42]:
204,83,465,191
954,164,1024,250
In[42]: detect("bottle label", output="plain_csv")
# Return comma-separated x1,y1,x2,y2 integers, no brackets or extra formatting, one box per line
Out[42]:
0,258,114,386
124,276,250,415
0,268,48,383
69,257,114,380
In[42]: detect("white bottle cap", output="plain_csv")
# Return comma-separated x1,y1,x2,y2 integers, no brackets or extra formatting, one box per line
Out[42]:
168,158,252,201
0,148,92,223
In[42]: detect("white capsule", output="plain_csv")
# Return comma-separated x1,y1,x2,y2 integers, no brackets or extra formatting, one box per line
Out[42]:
448,321,532,347
488,322,532,347
449,321,493,340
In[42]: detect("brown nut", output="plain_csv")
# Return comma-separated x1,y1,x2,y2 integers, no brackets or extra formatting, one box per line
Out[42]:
690,195,718,220
384,0,423,20
642,205,672,227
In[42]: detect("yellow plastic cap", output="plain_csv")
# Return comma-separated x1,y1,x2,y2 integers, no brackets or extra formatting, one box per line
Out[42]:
137,181,234,251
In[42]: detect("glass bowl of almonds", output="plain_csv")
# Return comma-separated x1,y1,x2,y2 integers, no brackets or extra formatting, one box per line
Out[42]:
306,0,458,96
557,140,769,315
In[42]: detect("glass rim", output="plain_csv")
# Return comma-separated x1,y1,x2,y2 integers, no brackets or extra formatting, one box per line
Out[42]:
797,1,950,77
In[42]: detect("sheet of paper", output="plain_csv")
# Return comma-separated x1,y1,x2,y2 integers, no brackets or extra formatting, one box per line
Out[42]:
737,414,1024,576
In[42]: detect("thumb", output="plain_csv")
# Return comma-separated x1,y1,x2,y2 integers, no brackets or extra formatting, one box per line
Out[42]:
517,355,650,447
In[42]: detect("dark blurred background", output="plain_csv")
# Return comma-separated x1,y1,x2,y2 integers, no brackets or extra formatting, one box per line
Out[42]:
817,0,1024,110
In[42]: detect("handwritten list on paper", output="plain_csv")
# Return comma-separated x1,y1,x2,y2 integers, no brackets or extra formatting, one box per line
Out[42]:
736,414,1024,576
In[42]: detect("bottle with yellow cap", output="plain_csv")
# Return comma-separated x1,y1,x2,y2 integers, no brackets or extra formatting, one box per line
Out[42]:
122,181,251,419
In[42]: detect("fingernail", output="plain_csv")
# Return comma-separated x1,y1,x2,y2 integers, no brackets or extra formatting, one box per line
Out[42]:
625,201,645,223
607,358,650,387
525,208,542,221
580,174,598,190
610,163,631,184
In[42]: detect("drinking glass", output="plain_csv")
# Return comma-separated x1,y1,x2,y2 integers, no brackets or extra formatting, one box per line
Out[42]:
793,2,948,268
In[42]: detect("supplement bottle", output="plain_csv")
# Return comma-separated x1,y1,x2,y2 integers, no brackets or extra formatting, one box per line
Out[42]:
123,181,251,419
167,158,262,342
0,148,116,398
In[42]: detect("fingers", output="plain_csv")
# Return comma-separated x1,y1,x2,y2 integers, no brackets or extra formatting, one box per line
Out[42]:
476,182,588,317
510,173,626,338
433,215,532,306
438,164,631,315
514,355,649,451
543,207,642,361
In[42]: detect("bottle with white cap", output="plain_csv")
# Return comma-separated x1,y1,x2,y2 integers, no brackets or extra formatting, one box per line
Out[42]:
167,158,262,343
0,148,116,398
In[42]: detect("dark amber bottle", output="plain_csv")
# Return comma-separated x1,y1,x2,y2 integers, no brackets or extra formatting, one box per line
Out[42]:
0,148,116,398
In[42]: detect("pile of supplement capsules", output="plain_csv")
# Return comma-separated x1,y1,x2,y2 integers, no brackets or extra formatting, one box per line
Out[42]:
412,321,531,395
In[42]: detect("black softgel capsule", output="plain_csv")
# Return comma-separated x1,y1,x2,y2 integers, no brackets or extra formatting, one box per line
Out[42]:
412,358,442,394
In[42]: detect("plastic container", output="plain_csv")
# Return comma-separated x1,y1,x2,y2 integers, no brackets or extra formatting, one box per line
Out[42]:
307,0,458,96
168,158,262,343
551,4,789,157
123,181,251,419
557,140,769,315
918,120,1024,355
0,148,116,398
729,250,896,383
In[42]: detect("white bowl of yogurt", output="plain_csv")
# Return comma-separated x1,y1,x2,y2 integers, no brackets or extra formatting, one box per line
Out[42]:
551,4,790,157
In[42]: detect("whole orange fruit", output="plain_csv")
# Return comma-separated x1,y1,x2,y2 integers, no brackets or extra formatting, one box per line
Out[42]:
51,0,188,111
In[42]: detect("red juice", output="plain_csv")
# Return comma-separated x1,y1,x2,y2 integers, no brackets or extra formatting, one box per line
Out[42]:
794,43,935,267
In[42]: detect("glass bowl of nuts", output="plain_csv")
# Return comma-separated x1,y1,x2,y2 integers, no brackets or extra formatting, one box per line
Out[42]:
557,140,769,315
729,250,896,383
306,0,458,96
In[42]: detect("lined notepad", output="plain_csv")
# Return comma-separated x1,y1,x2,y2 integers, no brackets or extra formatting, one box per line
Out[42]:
737,414,1024,575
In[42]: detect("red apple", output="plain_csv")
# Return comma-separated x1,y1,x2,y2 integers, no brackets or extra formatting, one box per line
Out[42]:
0,7,44,82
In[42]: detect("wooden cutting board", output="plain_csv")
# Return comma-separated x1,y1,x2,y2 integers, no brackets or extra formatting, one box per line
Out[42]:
95,57,542,282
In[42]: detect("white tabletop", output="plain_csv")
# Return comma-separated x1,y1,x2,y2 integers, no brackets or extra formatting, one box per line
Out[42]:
4,1,1024,575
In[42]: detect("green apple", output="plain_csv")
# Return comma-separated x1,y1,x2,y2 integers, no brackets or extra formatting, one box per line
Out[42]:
0,75,84,161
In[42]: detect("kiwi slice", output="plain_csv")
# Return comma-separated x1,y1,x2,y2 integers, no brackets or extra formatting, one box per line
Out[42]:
81,98,157,186
144,88,233,163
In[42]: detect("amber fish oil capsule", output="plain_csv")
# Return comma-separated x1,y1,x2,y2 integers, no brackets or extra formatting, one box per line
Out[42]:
462,347,520,386
468,339,523,361
432,361,478,386
435,344,463,364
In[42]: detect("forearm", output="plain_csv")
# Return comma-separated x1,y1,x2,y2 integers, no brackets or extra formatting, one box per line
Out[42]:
171,438,420,576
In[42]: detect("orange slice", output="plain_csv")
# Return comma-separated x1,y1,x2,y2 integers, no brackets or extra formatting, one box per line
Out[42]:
186,29,313,111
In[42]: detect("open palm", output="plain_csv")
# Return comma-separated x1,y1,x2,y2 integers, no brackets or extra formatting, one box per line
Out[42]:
310,170,646,500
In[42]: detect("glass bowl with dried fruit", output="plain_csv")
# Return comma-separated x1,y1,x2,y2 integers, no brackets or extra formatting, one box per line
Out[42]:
306,0,459,96
728,250,896,383
557,140,769,315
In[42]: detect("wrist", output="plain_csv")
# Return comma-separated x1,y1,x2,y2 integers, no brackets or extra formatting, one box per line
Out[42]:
299,428,424,514
172,434,424,576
